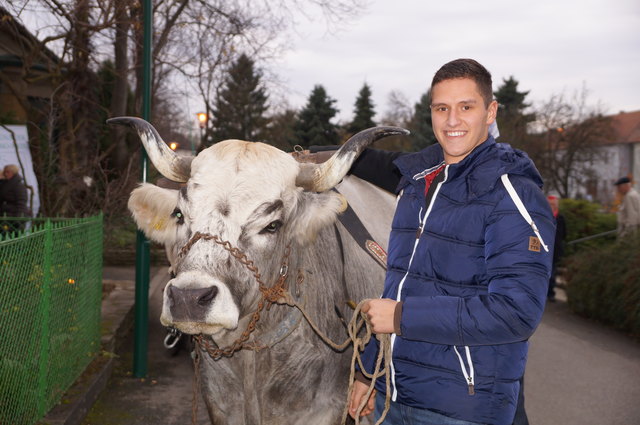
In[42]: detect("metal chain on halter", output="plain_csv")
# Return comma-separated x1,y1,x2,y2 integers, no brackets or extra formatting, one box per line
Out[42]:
178,231,292,359
180,231,392,425
181,231,292,425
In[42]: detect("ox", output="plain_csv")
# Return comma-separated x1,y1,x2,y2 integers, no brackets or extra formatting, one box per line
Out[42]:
109,117,407,424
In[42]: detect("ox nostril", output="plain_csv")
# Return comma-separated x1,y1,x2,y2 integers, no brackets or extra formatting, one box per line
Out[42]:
197,287,218,306
166,285,176,306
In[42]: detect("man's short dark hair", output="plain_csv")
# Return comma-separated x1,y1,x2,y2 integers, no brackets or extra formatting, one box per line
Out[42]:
431,58,494,107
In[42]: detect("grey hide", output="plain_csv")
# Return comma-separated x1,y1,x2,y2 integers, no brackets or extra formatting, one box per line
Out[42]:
196,175,393,425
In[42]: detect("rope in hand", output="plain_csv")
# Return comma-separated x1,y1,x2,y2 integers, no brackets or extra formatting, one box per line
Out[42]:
280,293,393,425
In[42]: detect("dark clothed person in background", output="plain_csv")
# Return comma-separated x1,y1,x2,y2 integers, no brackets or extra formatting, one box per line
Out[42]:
0,164,31,234
546,195,566,302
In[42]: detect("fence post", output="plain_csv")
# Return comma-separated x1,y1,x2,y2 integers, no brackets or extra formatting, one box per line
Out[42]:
36,219,53,417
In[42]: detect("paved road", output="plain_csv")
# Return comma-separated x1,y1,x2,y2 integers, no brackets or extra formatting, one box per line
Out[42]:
83,267,209,425
524,295,640,425
83,271,640,424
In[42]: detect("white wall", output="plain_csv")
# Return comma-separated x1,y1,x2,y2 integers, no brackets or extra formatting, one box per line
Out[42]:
566,144,625,206
0,125,40,216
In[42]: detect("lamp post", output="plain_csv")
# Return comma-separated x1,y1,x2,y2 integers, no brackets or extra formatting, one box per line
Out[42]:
197,112,208,147
133,0,153,379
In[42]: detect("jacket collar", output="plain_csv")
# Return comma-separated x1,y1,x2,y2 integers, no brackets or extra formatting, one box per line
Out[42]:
394,136,543,201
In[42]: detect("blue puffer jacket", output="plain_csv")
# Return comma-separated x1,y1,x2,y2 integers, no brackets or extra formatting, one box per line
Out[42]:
361,137,555,425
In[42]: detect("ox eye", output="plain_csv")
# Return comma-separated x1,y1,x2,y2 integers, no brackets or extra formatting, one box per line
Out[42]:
261,220,282,234
171,208,184,225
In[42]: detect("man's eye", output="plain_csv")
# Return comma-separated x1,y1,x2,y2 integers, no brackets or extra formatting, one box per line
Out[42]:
171,209,185,225
261,220,282,234
462,105,471,111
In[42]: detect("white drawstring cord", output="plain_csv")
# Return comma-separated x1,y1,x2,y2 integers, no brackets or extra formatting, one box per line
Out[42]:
501,174,549,252
390,206,426,401
448,175,547,399
453,345,475,395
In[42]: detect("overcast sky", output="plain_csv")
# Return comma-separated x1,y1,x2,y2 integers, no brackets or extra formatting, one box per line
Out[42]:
276,0,640,123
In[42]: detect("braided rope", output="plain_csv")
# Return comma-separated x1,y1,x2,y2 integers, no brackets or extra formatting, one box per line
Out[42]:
287,297,392,424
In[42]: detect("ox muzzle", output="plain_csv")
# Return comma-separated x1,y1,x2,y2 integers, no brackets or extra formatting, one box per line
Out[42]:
160,271,240,335
166,285,219,322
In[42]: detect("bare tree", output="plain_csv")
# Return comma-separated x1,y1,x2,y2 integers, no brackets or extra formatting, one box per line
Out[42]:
379,90,412,126
3,0,366,216
155,0,365,144
1,1,116,215
528,86,613,199
372,90,412,151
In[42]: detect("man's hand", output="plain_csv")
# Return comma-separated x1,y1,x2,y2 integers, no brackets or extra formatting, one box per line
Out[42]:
361,298,398,334
349,380,376,419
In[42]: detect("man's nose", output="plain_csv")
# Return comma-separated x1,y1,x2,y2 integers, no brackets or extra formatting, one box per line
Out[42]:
446,110,460,126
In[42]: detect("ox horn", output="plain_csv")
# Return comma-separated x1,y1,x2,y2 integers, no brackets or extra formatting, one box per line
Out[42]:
107,116,192,183
295,126,409,192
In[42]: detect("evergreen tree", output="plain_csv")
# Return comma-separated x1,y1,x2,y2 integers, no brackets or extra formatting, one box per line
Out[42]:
348,83,376,133
262,109,298,151
407,90,437,151
210,54,269,143
294,85,340,146
493,76,535,147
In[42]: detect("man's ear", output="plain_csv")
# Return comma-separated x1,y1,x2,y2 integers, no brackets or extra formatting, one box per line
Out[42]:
128,183,179,245
487,100,498,124
288,191,346,245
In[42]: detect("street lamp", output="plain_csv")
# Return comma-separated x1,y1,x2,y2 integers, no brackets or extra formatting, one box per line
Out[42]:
196,112,208,147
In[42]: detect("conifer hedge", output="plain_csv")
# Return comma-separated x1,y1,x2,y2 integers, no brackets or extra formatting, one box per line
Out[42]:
565,233,640,340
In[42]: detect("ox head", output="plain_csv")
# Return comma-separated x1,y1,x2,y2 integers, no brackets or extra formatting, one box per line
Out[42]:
108,116,407,336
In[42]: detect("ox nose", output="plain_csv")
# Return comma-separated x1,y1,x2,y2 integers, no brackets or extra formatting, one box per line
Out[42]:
166,285,219,323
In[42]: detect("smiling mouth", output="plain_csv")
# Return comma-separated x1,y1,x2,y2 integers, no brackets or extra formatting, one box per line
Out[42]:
446,131,466,137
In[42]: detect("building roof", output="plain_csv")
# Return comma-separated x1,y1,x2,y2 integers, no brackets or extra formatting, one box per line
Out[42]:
608,110,640,145
0,5,60,67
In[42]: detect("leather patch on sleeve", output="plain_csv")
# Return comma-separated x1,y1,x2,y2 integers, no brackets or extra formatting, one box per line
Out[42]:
528,236,541,252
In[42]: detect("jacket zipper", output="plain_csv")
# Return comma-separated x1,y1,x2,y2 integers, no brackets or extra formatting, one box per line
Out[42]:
389,164,449,402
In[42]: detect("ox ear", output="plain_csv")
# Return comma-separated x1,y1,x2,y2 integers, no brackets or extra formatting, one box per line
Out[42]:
128,183,179,245
289,191,346,245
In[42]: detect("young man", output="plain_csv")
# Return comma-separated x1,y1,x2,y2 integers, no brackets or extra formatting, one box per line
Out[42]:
348,59,555,425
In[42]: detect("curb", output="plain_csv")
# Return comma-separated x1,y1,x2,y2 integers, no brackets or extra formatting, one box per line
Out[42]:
39,267,167,425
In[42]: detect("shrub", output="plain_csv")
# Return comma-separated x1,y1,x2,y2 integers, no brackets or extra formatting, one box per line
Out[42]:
565,232,640,340
560,198,617,255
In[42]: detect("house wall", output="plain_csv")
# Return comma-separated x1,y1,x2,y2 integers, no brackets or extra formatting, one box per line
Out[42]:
0,15,57,124
634,143,640,183
567,144,632,206
0,90,27,121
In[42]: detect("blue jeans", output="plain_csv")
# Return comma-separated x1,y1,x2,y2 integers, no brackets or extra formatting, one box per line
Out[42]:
374,393,485,425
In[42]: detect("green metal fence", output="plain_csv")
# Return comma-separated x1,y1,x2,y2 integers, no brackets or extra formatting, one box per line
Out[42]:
0,215,103,425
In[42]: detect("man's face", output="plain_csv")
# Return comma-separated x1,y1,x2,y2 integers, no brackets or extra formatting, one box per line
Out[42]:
617,183,631,195
431,78,497,164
